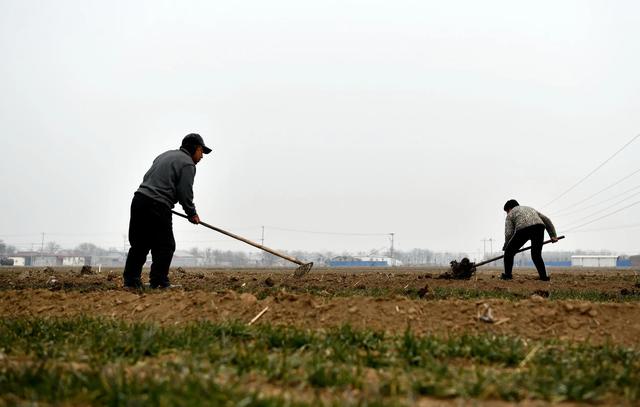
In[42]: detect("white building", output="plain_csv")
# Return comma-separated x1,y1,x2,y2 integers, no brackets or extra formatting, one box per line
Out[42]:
571,255,618,268
7,257,25,266
328,255,403,267
61,256,86,266
170,250,205,267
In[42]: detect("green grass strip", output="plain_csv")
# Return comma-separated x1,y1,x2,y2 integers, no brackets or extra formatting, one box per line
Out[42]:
1,317,638,405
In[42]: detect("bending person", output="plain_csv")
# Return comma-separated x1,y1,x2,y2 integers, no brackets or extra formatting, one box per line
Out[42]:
501,199,558,281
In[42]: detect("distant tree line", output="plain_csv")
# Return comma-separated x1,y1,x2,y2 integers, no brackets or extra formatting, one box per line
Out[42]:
0,241,114,257
0,239,632,266
0,240,17,256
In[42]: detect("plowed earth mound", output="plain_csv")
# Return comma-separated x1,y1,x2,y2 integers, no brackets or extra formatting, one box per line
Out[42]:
1,267,639,347
1,287,639,347
2,266,639,295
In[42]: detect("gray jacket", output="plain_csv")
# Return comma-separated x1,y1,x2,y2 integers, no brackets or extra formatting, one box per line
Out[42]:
503,206,556,250
136,148,197,217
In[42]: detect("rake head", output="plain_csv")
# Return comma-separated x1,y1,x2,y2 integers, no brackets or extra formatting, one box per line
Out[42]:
293,262,314,277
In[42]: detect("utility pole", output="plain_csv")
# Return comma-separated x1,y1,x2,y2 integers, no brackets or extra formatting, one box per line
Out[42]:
481,238,488,258
389,233,395,265
488,238,493,255
41,233,45,254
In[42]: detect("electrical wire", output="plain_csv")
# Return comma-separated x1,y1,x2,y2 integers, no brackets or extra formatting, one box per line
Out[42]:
0,233,43,238
3,226,391,252
568,223,640,233
550,167,640,215
264,226,390,237
542,133,640,208
560,189,640,227
551,183,640,217
561,199,640,233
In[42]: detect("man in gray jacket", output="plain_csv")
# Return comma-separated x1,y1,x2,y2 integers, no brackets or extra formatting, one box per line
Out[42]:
123,133,211,289
501,199,558,281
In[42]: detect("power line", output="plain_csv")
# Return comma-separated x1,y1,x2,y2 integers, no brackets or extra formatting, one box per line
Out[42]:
550,166,640,214
542,133,640,208
264,226,390,237
552,182,640,217
560,189,640,228
0,233,42,238
561,199,640,233
568,223,640,233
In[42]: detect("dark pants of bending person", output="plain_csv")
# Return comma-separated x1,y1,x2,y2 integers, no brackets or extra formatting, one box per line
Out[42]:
504,224,547,279
123,193,175,288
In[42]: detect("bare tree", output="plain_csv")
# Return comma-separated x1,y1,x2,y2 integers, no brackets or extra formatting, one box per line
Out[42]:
0,240,16,256
45,241,61,254
74,243,107,256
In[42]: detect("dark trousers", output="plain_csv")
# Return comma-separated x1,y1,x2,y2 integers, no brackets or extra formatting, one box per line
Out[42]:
123,193,175,288
504,224,547,279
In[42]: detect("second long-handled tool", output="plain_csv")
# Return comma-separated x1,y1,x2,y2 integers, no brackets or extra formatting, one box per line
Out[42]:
444,236,565,279
172,211,313,277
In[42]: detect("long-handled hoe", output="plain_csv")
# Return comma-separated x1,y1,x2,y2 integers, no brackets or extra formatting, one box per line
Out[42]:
444,236,565,279
172,211,314,277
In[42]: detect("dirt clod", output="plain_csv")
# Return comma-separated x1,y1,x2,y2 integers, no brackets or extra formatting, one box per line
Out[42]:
578,303,592,314
417,284,431,298
532,289,549,298
264,277,275,287
18,271,31,280
47,276,62,291
80,266,93,275
441,258,475,280
477,303,495,323
239,293,257,304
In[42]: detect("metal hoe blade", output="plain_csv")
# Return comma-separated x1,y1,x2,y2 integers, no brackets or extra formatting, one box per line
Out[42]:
294,262,314,277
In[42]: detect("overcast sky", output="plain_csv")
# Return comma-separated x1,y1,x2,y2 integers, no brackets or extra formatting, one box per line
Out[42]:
1,0,639,258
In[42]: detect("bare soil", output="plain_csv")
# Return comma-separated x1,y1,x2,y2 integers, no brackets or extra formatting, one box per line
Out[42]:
1,266,639,347
2,266,639,294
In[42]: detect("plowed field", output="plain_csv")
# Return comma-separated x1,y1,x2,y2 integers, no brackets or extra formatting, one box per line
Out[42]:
2,266,639,405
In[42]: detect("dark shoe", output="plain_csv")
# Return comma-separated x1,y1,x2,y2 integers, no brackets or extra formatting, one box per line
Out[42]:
499,274,512,280
148,283,182,290
539,276,551,281
123,279,143,290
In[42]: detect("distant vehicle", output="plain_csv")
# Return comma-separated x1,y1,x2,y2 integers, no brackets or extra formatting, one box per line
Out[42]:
0,257,15,266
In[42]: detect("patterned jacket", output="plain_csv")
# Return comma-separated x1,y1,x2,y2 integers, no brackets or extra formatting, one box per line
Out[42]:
503,206,557,250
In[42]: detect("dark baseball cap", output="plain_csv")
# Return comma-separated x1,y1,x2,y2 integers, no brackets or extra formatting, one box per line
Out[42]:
182,133,212,154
